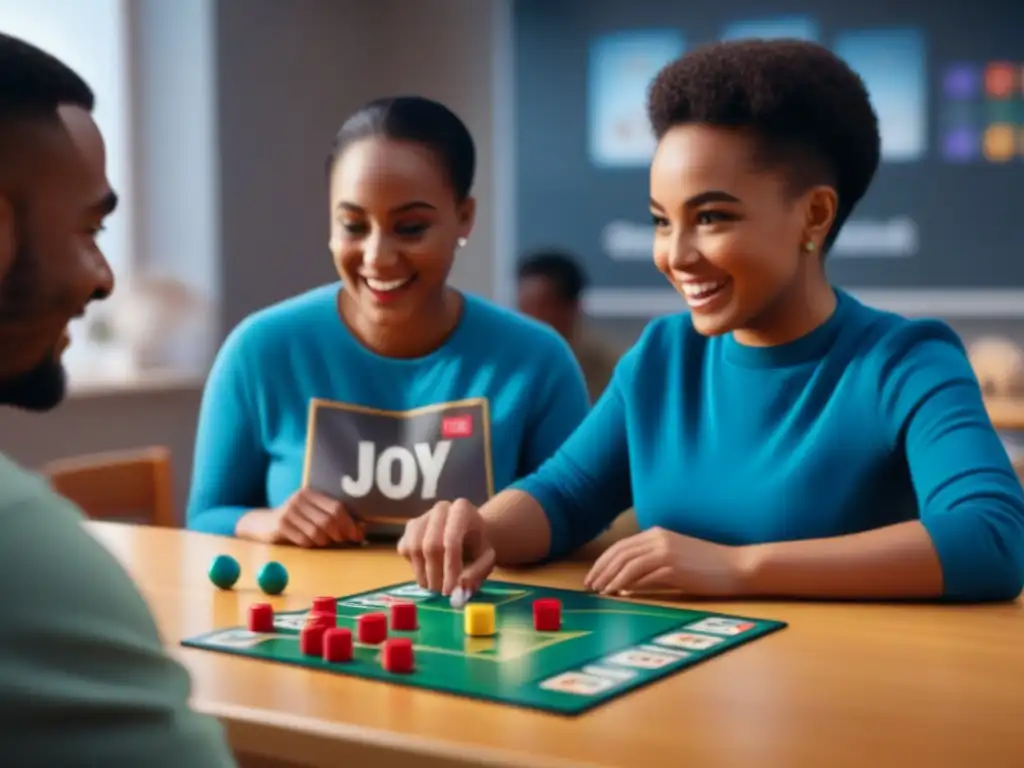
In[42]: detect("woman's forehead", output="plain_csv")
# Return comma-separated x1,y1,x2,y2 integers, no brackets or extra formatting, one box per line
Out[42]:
331,138,449,204
650,125,785,204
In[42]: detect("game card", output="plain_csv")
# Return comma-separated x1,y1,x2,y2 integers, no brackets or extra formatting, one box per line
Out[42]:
540,672,617,696
340,594,406,608
686,617,756,636
639,644,689,659
653,631,725,651
388,584,435,599
583,664,637,682
605,648,679,670
204,630,269,649
273,615,309,631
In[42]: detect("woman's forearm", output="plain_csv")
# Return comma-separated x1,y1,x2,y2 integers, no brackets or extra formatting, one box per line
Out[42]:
187,505,254,538
480,490,552,566
739,520,945,599
232,508,276,543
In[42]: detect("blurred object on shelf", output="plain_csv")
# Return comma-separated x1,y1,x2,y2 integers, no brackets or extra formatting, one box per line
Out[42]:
66,274,215,385
969,336,1024,398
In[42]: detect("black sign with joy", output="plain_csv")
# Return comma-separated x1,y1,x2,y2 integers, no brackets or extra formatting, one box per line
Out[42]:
302,398,494,536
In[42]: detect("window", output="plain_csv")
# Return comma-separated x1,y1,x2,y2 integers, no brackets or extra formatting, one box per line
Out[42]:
0,0,137,383
0,0,132,277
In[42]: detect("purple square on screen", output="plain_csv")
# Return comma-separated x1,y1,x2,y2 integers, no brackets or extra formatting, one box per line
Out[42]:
942,127,976,161
943,64,978,100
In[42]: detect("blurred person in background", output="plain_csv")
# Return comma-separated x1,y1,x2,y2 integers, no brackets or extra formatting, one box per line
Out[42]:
517,249,620,402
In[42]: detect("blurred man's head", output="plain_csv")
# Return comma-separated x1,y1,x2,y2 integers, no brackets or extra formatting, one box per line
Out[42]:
516,250,587,341
0,33,116,411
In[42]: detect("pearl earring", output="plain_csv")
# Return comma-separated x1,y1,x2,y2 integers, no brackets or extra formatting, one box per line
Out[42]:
457,237,467,248
804,241,815,252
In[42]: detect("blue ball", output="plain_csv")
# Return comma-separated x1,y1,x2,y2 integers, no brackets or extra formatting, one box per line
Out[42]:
208,554,241,590
257,561,289,595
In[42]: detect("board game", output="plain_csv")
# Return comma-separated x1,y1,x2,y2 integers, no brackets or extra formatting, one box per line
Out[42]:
182,580,786,715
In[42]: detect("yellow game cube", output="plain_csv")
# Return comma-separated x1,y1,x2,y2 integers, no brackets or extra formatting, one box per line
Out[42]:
464,603,496,636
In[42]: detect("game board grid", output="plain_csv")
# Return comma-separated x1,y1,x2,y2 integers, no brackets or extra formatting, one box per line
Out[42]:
182,581,786,715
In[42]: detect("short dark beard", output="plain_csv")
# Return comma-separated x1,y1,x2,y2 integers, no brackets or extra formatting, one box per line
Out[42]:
0,232,68,412
0,356,66,411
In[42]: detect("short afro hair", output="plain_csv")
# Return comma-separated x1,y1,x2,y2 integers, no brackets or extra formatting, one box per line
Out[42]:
647,38,880,252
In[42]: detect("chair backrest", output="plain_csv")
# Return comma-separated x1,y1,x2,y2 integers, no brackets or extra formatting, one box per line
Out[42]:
42,446,177,527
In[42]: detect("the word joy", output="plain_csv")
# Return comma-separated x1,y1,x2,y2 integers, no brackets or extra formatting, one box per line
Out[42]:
341,441,451,500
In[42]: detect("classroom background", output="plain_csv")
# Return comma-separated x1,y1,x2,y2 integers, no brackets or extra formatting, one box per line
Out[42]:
1,0,1022,514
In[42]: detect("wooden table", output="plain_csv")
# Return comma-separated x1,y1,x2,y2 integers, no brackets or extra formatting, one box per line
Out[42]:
87,521,1024,768
987,395,1024,432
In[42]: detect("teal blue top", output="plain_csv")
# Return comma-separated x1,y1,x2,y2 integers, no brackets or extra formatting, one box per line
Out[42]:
513,289,1024,601
186,283,590,536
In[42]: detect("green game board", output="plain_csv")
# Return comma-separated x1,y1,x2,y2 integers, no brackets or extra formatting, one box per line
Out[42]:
181,581,786,715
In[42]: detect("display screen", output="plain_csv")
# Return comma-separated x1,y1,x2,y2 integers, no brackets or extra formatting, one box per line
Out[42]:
512,0,1024,313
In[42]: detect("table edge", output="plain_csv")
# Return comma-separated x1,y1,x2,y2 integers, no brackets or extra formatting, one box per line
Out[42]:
201,701,601,768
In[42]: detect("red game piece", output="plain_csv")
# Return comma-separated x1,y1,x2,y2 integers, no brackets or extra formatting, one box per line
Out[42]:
248,603,274,633
312,596,336,615
381,637,414,673
389,601,417,631
357,612,388,644
322,628,353,662
300,622,328,656
533,598,562,631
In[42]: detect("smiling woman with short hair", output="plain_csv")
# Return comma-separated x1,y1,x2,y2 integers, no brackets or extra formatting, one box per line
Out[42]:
397,39,1024,605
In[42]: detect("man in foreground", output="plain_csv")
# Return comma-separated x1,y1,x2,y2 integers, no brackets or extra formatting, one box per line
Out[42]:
0,32,235,765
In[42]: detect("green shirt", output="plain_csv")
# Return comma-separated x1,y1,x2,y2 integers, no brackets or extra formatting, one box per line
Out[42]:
0,454,236,766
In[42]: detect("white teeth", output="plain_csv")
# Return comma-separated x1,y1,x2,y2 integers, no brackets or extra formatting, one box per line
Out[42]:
364,277,411,292
681,281,725,298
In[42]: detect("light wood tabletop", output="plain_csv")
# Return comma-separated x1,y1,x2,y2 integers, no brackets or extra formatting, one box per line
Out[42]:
987,395,1024,432
86,520,1024,768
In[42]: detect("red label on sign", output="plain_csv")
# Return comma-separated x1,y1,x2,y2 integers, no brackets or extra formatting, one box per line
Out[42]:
442,415,473,438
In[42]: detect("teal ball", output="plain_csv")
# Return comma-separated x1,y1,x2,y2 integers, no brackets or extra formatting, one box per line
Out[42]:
208,554,241,590
257,561,289,595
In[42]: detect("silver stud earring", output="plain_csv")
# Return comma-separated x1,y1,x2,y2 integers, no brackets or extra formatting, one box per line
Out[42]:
457,237,468,249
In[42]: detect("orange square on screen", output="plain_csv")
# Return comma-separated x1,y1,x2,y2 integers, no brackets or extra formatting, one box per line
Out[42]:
984,62,1015,99
983,124,1015,162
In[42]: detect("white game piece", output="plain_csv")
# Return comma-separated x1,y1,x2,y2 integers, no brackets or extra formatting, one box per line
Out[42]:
449,585,472,609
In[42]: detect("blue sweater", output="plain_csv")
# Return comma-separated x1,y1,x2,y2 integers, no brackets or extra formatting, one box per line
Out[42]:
514,289,1024,601
187,284,590,536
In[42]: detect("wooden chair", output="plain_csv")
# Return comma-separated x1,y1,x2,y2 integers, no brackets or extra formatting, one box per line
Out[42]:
41,446,177,527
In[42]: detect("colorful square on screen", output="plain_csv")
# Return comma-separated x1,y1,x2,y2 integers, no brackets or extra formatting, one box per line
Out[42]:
942,63,981,100
833,28,928,162
941,126,978,162
982,124,1016,163
984,62,1016,100
588,30,685,168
